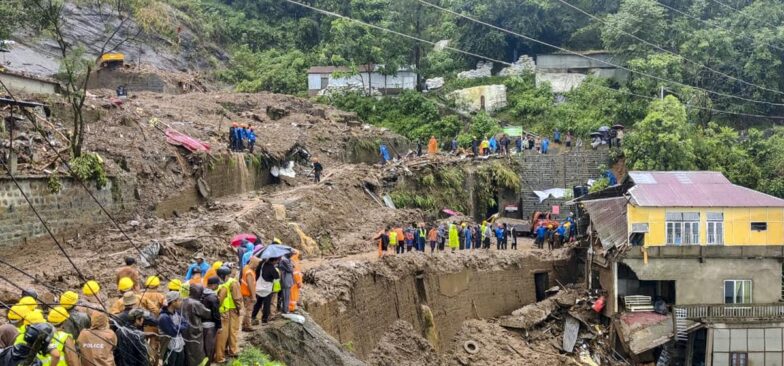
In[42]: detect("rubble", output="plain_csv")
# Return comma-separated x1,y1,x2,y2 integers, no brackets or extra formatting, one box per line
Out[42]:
457,61,493,79
499,55,536,76
368,320,444,366
499,289,578,330
426,77,445,90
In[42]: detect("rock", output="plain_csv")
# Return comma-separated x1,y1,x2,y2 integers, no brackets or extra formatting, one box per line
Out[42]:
247,312,366,366
457,61,493,79
425,77,444,90
128,220,141,228
433,39,450,52
499,55,536,76
266,105,289,120
172,237,200,251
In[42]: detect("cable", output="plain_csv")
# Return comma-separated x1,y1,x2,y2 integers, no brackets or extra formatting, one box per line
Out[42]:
413,0,784,107
553,0,784,97
282,0,784,120
652,0,784,52
0,258,65,294
708,0,781,30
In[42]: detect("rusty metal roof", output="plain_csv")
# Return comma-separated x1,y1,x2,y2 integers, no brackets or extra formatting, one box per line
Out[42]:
628,171,784,208
582,197,628,250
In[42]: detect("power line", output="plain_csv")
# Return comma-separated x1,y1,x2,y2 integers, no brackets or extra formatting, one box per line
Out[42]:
282,0,784,120
708,0,782,30
652,0,784,52
553,0,784,97
414,0,784,108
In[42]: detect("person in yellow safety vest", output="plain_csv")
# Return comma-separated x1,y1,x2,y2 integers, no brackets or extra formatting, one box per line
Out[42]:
167,278,190,299
43,306,80,366
14,309,45,345
388,228,398,253
214,267,242,363
202,261,223,287
480,137,490,155
0,305,28,348
240,256,260,331
448,223,459,252
59,291,90,340
110,277,135,314
140,276,165,366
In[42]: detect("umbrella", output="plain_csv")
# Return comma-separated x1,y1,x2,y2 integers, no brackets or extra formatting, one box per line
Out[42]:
442,208,462,216
230,233,257,247
597,126,610,132
612,124,625,130
257,244,293,260
589,132,602,137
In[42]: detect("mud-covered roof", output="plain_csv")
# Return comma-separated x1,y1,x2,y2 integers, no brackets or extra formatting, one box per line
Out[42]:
582,197,628,250
628,171,784,208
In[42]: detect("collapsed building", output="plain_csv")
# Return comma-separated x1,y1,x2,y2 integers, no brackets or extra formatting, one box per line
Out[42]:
573,171,784,365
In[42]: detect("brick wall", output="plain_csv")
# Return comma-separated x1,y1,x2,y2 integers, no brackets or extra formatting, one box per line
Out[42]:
517,145,610,218
0,176,136,248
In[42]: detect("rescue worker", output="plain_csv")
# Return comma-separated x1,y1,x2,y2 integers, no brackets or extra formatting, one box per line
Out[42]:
17,296,38,313
201,278,221,362
277,255,294,314
463,224,472,250
427,225,438,254
113,308,149,366
379,144,391,164
394,226,406,255
535,224,547,249
140,276,165,365
448,223,459,252
252,258,280,324
214,267,241,363
201,261,223,287
240,257,260,331
388,227,398,254
181,285,211,366
471,136,479,157
416,224,427,252
46,306,81,366
427,135,438,155
185,254,210,281
77,311,117,366
312,158,323,183
60,291,90,339
110,277,135,314
187,267,203,287
80,281,103,315
483,223,492,249
247,126,256,153
116,257,141,292
229,122,238,151
1,322,56,366
480,137,489,155
0,305,27,348
16,310,60,365
158,291,187,366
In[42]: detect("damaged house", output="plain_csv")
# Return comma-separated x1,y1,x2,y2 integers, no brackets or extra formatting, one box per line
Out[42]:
576,171,784,366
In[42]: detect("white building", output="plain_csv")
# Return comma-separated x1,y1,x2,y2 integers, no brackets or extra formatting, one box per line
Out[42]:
307,65,417,96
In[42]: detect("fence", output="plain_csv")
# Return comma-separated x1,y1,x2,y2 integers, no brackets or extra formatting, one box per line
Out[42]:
675,303,784,320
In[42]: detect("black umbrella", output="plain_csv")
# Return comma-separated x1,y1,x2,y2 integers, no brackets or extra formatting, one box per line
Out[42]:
612,124,625,130
589,132,602,137
597,126,610,132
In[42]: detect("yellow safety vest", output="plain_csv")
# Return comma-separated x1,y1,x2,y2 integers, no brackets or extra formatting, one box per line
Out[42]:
219,278,237,313
39,331,71,366
13,325,25,345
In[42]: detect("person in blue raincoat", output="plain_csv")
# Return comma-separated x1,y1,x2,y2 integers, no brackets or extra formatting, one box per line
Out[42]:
247,127,257,153
489,136,498,153
379,144,391,164
463,224,472,250
233,125,244,151
185,253,210,280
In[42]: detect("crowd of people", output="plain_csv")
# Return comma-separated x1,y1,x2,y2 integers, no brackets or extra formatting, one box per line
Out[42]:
0,239,301,366
374,221,520,256
228,122,257,153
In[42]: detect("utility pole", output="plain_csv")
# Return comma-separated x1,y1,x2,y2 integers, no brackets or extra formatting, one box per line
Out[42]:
660,86,665,100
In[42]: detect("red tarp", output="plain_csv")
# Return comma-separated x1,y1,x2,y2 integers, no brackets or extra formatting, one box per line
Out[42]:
165,128,211,152
231,233,257,247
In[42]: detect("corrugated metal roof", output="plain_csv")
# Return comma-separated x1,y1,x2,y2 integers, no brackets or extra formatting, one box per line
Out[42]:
583,197,628,250
628,171,784,207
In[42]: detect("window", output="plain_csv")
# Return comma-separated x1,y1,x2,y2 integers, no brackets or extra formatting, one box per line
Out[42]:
666,212,700,245
730,352,747,366
707,212,724,245
724,280,752,304
751,222,767,231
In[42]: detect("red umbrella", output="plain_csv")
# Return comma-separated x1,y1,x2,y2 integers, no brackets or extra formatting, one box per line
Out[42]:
231,233,257,247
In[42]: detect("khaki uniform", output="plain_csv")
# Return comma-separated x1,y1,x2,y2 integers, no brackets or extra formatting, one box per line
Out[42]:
214,279,242,362
77,313,117,366
140,290,166,365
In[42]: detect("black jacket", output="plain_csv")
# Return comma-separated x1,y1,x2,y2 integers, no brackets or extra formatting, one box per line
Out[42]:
201,288,222,329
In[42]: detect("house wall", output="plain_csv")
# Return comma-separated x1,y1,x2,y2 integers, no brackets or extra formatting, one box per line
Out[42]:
307,71,417,92
708,323,784,366
627,206,784,246
0,73,58,95
621,257,781,305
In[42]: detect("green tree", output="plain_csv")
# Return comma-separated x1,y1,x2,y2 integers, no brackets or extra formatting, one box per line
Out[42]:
602,0,669,57
624,95,696,170
217,47,309,94
693,123,761,189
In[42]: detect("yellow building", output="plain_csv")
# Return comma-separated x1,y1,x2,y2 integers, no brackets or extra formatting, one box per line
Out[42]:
625,171,784,247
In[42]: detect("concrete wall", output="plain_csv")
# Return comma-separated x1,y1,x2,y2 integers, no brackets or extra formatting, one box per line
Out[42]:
305,253,577,359
628,206,784,246
0,175,136,248
0,72,58,95
517,145,609,219
87,69,175,94
709,323,784,366
621,257,781,305
307,71,417,93
446,84,508,113
536,53,622,70
155,153,273,217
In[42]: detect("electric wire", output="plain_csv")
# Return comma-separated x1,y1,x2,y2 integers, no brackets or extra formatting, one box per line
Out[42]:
282,0,784,120
413,0,784,107
708,0,782,30
553,0,784,97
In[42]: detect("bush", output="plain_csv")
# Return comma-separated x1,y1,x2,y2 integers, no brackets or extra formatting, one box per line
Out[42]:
69,153,108,189
217,46,309,94
230,347,284,366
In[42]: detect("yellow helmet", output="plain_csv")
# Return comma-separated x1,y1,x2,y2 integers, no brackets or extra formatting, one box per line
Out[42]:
167,279,182,291
211,261,224,270
17,296,37,311
118,277,134,292
144,276,161,289
82,280,101,296
7,305,28,321
24,309,45,325
60,291,79,309
47,306,69,325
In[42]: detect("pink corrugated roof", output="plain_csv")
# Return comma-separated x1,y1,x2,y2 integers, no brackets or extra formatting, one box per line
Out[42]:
628,171,784,207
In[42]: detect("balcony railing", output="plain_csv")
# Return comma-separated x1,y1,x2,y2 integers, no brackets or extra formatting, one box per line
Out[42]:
675,303,784,320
